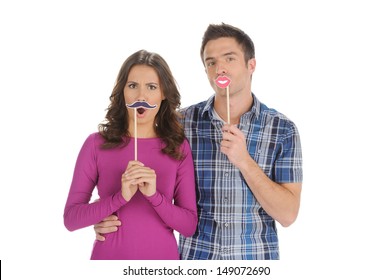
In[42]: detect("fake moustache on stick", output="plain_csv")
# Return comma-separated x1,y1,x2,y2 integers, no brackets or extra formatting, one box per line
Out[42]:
126,101,157,109
126,101,157,161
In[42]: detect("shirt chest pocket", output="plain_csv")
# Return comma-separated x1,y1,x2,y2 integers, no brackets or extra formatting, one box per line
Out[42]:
248,138,281,180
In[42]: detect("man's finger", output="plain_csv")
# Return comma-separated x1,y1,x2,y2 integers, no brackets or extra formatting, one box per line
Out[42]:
102,215,119,222
95,233,106,241
94,225,119,234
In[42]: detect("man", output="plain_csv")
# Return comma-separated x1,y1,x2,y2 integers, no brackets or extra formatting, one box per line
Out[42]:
94,23,303,260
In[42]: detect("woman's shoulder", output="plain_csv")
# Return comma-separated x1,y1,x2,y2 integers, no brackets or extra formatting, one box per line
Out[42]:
179,138,192,155
82,132,105,147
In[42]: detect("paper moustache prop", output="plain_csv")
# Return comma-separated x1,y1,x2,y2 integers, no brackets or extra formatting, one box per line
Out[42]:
126,101,158,109
126,101,157,160
126,101,157,115
215,76,232,124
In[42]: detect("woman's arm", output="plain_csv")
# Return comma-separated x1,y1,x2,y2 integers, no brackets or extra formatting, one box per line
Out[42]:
144,140,198,237
63,134,127,231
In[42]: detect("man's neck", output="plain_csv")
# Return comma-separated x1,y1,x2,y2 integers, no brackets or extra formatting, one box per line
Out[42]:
214,92,253,124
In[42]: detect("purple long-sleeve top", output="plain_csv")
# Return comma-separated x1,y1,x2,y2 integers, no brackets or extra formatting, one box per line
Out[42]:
64,133,197,260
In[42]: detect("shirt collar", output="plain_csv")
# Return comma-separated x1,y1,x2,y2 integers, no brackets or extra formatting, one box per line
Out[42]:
201,93,262,121
201,95,216,120
248,93,262,119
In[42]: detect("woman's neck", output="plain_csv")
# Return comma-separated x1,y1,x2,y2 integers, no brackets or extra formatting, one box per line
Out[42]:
128,123,157,138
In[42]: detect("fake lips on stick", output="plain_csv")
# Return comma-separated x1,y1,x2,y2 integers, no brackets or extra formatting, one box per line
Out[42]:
215,76,232,124
215,76,231,88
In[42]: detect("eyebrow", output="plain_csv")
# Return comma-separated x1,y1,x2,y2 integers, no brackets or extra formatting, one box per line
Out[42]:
146,82,159,86
204,51,238,62
126,81,159,85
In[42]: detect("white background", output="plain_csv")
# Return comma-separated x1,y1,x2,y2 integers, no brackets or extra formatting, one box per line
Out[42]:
1,0,390,279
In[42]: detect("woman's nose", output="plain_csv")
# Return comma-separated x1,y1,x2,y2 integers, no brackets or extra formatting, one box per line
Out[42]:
136,87,147,101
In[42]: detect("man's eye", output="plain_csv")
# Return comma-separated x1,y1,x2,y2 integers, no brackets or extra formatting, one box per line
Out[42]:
206,61,215,67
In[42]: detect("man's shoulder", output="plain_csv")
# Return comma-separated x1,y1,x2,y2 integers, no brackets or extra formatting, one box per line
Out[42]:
179,100,209,116
259,102,298,132
262,104,287,120
181,100,208,111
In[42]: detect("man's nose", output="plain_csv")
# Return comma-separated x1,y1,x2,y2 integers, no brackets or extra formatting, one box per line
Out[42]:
216,62,227,75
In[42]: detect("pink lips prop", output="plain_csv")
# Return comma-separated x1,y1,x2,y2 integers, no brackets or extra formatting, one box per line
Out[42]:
215,76,231,89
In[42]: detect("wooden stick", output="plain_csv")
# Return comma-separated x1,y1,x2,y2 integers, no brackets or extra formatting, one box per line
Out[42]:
134,108,137,161
226,86,230,124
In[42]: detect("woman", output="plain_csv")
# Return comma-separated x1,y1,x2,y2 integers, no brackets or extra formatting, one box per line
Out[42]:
63,50,197,260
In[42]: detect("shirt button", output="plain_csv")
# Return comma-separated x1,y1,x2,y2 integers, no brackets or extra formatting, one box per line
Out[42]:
224,172,229,177
224,223,229,228
223,198,228,203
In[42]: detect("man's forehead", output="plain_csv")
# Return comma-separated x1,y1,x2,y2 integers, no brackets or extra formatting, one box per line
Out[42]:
204,38,241,59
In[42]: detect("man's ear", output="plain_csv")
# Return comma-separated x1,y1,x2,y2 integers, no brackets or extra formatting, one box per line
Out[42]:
248,58,256,74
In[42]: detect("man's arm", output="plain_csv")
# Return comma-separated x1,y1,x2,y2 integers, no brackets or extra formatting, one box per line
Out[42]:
221,124,302,227
238,159,301,227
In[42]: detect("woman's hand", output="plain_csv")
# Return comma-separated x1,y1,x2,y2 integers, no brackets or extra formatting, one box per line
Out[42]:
121,161,141,201
122,160,157,199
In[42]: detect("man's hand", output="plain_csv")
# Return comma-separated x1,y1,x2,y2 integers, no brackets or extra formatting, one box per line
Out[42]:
94,215,121,241
220,124,250,167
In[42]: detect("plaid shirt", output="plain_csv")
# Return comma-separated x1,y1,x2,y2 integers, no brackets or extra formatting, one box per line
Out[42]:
178,94,303,260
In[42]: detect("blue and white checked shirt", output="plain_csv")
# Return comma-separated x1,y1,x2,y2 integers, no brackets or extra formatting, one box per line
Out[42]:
178,94,303,260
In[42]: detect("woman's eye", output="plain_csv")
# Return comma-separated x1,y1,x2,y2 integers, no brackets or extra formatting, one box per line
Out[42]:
128,83,136,89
